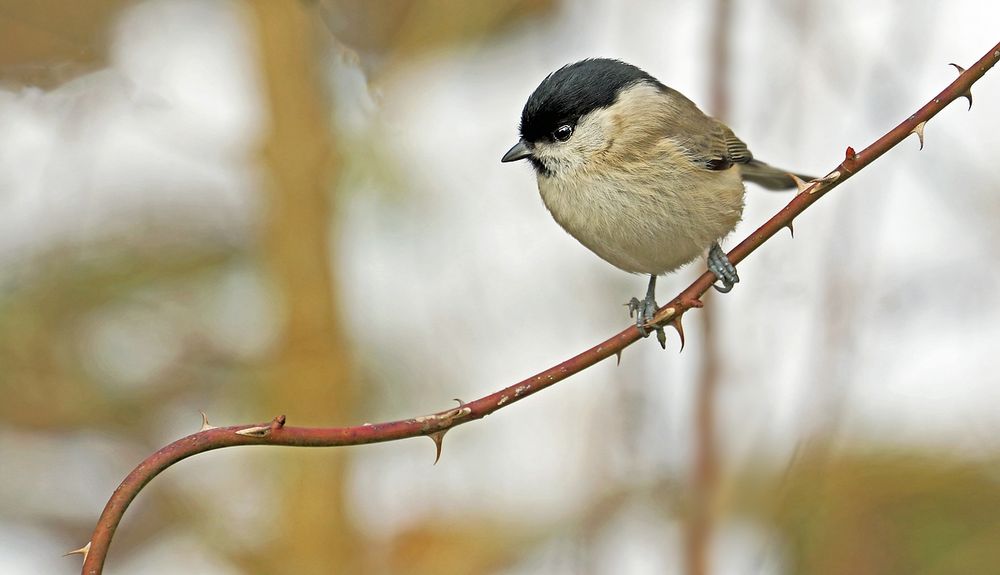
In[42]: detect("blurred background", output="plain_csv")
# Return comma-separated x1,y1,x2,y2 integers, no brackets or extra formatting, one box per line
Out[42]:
2,1,999,573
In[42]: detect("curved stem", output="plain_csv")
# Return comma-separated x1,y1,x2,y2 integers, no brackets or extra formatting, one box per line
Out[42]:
80,41,1000,575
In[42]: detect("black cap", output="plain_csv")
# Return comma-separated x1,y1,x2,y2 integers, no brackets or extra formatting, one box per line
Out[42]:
518,59,662,144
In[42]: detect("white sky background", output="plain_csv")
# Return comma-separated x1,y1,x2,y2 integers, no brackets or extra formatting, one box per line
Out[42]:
2,0,999,573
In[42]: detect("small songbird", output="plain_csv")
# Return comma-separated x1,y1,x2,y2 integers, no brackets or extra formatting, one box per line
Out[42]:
501,58,812,342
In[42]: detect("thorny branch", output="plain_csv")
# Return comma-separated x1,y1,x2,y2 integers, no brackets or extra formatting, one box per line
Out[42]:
76,41,1000,574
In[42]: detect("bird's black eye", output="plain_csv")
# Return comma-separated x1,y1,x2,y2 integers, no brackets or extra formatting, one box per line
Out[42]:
552,124,573,142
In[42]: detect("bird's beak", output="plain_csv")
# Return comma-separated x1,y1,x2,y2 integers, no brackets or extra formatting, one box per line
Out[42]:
501,140,533,163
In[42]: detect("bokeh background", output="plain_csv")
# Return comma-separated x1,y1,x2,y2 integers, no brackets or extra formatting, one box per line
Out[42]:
2,1,1000,574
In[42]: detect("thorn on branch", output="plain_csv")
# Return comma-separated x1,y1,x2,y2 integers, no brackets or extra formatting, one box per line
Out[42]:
680,298,705,310
417,395,470,465
786,221,795,238
615,350,623,366
961,91,973,110
949,63,973,109
64,542,90,561
910,121,927,150
789,174,813,195
428,430,448,464
668,316,686,351
199,411,217,432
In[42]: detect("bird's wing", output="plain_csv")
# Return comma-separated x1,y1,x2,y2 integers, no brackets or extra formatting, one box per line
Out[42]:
658,87,806,190
658,87,754,170
690,123,806,190
717,125,754,165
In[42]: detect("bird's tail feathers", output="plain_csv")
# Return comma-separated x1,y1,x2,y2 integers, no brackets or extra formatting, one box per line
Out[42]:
739,159,815,191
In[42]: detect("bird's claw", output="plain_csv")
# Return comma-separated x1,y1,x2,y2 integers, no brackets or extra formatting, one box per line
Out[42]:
627,297,648,335
708,242,739,293
627,293,666,348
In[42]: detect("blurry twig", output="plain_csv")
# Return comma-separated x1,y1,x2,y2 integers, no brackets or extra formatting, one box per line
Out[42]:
684,2,732,574
77,41,1000,575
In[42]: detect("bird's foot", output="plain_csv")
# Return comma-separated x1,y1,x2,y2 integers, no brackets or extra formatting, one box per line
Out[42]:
708,242,739,293
627,293,667,349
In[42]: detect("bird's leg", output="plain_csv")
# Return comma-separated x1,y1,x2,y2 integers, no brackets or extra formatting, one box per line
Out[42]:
627,274,667,347
708,242,739,293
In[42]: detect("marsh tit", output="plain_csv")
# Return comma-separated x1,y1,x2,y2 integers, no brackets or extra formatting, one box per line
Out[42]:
502,58,812,341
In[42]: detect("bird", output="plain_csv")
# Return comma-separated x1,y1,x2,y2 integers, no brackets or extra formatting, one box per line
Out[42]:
501,58,812,345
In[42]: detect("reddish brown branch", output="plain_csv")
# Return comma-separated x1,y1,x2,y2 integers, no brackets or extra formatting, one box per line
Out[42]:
79,41,1000,574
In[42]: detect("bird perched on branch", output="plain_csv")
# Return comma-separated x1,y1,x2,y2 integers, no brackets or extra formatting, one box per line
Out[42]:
502,58,812,344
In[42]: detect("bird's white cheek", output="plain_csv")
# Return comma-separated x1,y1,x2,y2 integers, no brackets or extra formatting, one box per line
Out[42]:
532,145,581,175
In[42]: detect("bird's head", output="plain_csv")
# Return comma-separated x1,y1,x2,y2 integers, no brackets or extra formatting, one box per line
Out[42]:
501,58,665,178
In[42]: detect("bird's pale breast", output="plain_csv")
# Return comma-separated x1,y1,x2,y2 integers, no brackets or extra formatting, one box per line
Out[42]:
537,157,745,275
